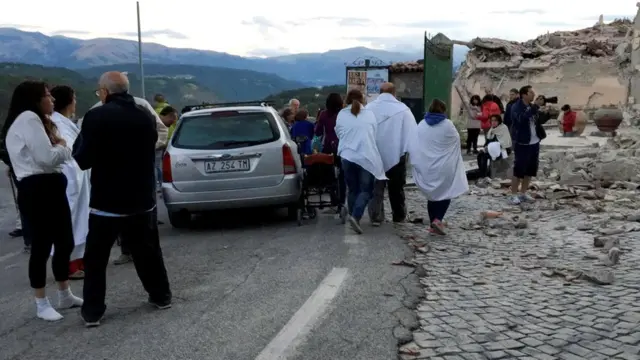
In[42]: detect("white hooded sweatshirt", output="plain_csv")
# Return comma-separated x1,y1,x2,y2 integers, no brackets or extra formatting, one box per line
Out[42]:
366,93,417,171
336,105,387,180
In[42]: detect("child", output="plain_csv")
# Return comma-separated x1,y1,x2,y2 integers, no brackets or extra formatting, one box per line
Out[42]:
290,109,315,155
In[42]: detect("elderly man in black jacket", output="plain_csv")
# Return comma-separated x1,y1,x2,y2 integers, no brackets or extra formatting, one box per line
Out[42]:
73,71,172,327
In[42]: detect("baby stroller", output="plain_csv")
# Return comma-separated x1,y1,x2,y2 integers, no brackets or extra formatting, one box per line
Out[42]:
293,136,346,226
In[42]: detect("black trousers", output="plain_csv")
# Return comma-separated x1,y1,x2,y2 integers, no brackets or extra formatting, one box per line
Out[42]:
17,173,74,288
427,199,451,223
82,210,172,322
333,154,347,206
466,129,480,152
368,155,407,222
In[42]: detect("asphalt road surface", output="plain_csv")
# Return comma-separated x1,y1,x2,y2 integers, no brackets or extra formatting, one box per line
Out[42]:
0,165,418,360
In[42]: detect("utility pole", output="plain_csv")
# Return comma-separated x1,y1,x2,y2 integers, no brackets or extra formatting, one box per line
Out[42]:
136,1,145,98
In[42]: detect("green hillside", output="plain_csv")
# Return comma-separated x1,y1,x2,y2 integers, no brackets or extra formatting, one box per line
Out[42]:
263,85,346,116
78,63,308,102
0,62,219,123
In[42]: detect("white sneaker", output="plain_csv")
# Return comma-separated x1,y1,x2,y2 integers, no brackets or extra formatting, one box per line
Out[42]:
58,288,83,309
349,216,363,234
36,298,63,321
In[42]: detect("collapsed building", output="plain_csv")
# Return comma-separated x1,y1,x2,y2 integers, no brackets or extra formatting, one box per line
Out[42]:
451,11,640,126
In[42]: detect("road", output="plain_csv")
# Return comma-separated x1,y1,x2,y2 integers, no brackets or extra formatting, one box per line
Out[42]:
0,166,421,360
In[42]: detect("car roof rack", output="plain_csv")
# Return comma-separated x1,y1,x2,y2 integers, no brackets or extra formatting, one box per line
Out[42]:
181,100,276,114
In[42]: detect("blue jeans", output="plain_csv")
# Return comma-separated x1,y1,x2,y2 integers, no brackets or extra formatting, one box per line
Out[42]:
155,150,164,186
427,199,451,223
341,159,375,221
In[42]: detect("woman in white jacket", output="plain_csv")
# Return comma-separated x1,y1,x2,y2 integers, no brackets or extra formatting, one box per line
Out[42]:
335,89,386,234
2,81,83,321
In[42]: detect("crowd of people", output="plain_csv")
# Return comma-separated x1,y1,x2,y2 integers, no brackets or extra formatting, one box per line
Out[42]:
1,71,559,325
285,83,469,236
1,72,174,326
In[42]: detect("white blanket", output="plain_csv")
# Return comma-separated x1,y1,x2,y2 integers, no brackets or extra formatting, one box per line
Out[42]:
366,93,417,172
51,112,90,260
410,118,469,201
336,106,387,180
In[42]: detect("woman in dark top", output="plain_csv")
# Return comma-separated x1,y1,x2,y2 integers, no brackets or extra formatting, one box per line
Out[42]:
314,93,346,208
314,93,342,154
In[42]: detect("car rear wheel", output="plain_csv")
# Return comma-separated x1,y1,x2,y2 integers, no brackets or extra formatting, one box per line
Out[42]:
168,210,191,229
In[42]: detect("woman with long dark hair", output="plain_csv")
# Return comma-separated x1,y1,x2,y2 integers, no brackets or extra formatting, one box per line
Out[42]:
2,81,82,321
50,85,90,281
335,89,386,234
315,93,346,208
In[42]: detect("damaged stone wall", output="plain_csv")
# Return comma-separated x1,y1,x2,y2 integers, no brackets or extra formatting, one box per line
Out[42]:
451,17,640,125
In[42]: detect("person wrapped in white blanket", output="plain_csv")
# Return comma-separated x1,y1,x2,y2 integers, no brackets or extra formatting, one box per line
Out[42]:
365,82,417,225
409,99,468,235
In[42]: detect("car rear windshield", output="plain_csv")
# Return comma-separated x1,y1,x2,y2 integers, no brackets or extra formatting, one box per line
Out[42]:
172,111,280,150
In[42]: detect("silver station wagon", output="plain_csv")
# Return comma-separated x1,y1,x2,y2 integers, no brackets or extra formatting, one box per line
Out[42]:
161,101,303,228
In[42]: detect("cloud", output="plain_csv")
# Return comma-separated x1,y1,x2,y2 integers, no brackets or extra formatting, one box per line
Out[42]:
490,9,546,15
288,16,374,27
346,35,423,52
536,21,582,28
51,29,91,36
241,16,286,36
246,47,292,57
401,20,467,29
0,23,41,30
115,29,188,40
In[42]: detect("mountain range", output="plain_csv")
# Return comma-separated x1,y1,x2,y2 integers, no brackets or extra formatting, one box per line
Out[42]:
0,27,468,86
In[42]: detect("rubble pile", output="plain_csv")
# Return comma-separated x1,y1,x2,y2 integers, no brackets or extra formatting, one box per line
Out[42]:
451,16,640,125
457,19,633,81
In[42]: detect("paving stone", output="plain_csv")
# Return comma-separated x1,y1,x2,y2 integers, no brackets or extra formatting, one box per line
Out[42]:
397,188,640,360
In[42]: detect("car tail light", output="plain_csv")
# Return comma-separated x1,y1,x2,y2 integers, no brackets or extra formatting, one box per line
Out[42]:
211,111,239,118
282,144,297,174
162,152,173,182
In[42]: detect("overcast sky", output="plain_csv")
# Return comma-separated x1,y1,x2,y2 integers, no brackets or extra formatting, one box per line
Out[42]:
1,0,636,57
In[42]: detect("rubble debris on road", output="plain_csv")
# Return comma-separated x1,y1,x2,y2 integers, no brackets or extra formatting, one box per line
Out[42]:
388,135,640,359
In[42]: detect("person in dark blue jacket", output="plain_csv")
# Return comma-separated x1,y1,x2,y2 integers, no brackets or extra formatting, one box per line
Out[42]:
503,88,519,131
290,109,315,155
509,85,546,205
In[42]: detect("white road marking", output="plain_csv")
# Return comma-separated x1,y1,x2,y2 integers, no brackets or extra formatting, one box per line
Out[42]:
255,267,349,360
0,250,22,264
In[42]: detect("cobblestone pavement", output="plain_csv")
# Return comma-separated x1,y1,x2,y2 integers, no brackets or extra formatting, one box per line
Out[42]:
389,185,640,360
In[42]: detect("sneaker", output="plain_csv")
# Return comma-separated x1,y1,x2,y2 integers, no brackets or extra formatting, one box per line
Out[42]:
371,221,382,227
69,270,85,280
519,193,535,203
113,254,133,265
9,228,23,238
36,298,63,321
348,216,363,234
84,316,103,328
57,289,83,309
508,195,522,205
431,220,446,235
149,298,172,310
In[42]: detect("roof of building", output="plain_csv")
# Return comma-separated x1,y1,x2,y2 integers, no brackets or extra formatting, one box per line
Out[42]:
389,60,424,73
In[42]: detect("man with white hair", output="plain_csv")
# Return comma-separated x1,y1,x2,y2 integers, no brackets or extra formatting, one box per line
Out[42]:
288,98,300,113
73,71,172,327
81,86,168,266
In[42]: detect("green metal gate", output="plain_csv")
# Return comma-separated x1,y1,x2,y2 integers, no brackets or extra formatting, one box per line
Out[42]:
423,33,454,118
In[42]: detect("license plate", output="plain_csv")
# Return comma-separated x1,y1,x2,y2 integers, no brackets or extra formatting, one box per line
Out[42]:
204,159,250,173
